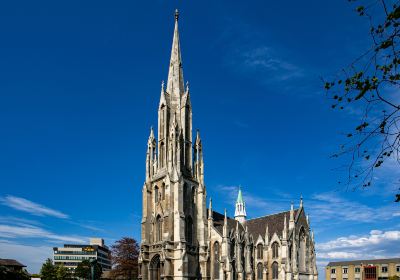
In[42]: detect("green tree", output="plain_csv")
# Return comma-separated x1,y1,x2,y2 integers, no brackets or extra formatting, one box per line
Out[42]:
40,258,56,280
74,260,102,280
0,266,30,280
56,264,70,280
110,237,140,280
324,0,400,201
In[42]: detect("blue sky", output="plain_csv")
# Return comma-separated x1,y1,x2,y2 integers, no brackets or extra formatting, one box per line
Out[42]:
0,0,399,277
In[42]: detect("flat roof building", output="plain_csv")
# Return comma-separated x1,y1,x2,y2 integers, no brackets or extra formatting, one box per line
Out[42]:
53,238,111,271
326,258,400,280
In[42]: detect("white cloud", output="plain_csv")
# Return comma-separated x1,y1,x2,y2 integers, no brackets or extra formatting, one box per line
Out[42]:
317,230,400,251
0,195,68,219
237,47,304,82
0,239,51,274
0,223,86,243
317,229,400,262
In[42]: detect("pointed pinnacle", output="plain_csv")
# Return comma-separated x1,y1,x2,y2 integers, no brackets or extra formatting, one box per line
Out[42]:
175,9,179,21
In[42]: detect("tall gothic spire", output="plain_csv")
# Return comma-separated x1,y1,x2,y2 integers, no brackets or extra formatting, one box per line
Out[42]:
166,9,184,108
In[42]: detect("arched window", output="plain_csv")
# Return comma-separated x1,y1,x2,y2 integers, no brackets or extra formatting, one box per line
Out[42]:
161,183,165,200
213,242,220,279
191,186,196,205
154,186,159,203
272,262,278,280
257,263,263,280
230,239,235,259
185,216,193,244
257,244,263,259
272,242,279,259
160,142,165,167
299,228,306,272
155,215,162,242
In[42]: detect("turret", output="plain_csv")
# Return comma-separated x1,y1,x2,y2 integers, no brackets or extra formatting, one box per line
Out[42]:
234,187,246,223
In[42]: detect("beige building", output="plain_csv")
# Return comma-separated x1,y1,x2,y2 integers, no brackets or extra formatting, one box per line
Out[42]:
53,238,111,271
138,10,318,280
325,258,400,280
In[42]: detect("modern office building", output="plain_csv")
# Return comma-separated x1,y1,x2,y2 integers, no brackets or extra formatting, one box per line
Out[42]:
326,258,400,280
53,238,111,271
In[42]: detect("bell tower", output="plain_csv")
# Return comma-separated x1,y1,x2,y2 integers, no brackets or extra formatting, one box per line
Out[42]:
139,10,209,280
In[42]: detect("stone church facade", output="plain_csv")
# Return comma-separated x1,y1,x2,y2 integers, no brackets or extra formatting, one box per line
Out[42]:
138,11,318,280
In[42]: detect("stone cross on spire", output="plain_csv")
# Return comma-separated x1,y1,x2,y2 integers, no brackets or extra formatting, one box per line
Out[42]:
166,9,184,110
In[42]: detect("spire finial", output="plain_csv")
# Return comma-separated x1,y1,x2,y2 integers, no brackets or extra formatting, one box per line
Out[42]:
300,195,303,208
175,9,179,21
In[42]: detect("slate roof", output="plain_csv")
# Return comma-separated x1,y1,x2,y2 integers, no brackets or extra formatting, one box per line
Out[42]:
246,210,298,240
0,259,26,267
210,210,240,235
327,258,400,267
209,209,300,240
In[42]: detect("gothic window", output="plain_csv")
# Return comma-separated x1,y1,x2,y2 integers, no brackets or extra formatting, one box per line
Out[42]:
155,215,162,242
161,183,165,200
299,228,306,272
272,242,279,259
160,142,165,167
183,183,188,205
257,263,263,280
185,216,193,244
230,239,235,259
191,186,196,206
213,242,220,279
272,262,279,280
257,244,263,259
154,186,159,203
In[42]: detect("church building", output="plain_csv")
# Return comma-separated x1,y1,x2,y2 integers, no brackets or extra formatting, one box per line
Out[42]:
138,10,318,280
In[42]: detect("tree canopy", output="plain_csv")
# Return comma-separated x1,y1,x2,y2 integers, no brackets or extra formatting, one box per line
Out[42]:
110,237,140,280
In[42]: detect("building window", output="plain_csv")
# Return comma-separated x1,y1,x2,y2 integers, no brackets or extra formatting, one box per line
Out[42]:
257,263,263,280
272,242,279,259
355,278,360,280
299,228,306,271
355,267,360,273
272,262,278,280
343,268,348,274
382,266,388,273
396,265,400,272
155,215,162,242
331,278,336,280
364,266,377,280
343,278,348,280
185,216,193,244
331,269,336,274
257,244,263,259
214,242,220,279
154,186,159,203
192,186,196,205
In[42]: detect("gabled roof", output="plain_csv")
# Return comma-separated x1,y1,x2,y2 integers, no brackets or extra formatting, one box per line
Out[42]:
246,210,298,240
0,259,26,267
